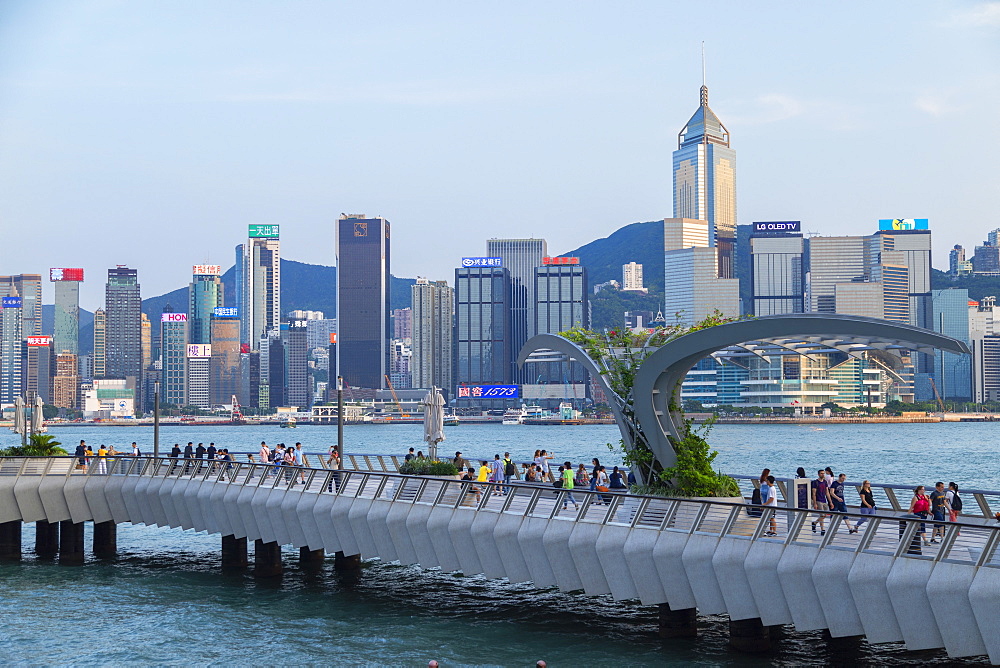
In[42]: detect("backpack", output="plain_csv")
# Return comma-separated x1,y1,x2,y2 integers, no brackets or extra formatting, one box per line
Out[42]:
504,459,516,476
952,493,963,512
748,487,763,517
914,497,929,513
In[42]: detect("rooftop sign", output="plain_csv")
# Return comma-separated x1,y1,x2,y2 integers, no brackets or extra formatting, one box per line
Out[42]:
461,257,503,268
752,221,801,233
27,336,51,346
879,218,928,230
187,344,211,358
213,307,239,318
2,297,21,308
249,224,280,238
193,265,221,276
49,268,84,282
542,257,580,265
161,313,187,322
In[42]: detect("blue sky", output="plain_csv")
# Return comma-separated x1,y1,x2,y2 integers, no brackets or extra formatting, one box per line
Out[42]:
1,0,998,309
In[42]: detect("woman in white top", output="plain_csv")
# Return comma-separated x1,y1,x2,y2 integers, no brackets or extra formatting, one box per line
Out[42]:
761,475,778,536
593,466,611,505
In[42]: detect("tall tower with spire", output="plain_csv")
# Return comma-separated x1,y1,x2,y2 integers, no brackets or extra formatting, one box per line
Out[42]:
672,62,737,278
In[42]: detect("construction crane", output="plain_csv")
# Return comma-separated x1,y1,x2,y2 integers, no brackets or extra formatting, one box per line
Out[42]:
928,377,946,413
384,374,407,417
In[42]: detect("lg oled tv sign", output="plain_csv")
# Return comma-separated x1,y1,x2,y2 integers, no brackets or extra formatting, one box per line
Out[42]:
752,221,801,233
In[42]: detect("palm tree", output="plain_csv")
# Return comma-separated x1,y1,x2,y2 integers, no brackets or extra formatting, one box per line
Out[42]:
0,433,67,457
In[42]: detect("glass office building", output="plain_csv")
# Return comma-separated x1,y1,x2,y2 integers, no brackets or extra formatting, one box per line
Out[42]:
527,265,589,402
335,214,391,390
454,267,511,404
105,266,142,385
159,309,187,406
750,225,804,315
931,288,972,400
189,268,223,345
486,238,546,383
672,85,737,278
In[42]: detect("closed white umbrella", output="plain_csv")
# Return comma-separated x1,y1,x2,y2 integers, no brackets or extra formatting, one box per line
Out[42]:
31,395,45,434
422,388,446,460
12,396,25,436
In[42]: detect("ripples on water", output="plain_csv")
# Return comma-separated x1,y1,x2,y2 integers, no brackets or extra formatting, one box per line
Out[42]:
1,423,997,665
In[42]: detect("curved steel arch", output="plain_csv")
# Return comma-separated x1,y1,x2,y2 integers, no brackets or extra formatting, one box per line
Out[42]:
634,313,971,469
519,314,972,478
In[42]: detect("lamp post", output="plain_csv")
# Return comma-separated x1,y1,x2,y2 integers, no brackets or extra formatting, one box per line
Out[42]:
153,381,160,458
337,375,344,456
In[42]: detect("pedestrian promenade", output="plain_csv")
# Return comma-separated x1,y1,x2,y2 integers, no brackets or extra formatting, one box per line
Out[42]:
2,454,1000,663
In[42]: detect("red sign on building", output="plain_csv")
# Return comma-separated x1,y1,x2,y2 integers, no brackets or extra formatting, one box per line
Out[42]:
542,257,580,265
27,336,51,346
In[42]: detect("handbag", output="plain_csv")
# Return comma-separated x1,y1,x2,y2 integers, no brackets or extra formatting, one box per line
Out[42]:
596,485,609,493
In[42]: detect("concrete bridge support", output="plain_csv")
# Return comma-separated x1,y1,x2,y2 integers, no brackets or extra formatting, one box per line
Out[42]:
93,521,117,559
59,521,85,565
728,617,771,653
334,550,362,574
34,520,58,557
0,520,21,560
254,539,283,578
299,546,325,568
657,603,697,638
222,535,248,568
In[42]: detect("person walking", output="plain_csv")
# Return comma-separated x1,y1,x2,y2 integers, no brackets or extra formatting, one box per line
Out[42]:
293,443,306,483
929,481,948,543
488,454,504,495
258,442,271,477
130,442,141,457
946,482,962,522
283,446,296,484
829,473,848,514
909,485,932,545
561,461,578,511
851,480,876,533
169,443,182,475
811,469,831,534
761,475,778,536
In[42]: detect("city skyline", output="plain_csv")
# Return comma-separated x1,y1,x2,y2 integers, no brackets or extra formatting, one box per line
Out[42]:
2,1,997,308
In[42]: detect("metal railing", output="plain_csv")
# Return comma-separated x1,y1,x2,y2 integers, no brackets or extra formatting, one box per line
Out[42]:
5,455,1000,569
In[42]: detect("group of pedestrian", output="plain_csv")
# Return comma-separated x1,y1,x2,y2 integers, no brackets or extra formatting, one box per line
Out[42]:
256,441,307,483
908,481,962,545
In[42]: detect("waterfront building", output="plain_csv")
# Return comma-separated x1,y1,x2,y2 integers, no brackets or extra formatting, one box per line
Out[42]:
949,245,966,277
622,262,646,293
240,226,281,349
23,335,52,404
672,82,736,278
189,265,223,345
0,287,22,404
266,333,284,409
663,218,740,325
282,320,310,409
92,309,106,378
160,308,188,407
393,308,412,341
526,264,589,404
81,378,133,419
140,313,151,412
209,313,241,406
0,274,42,337
335,214,391,390
50,268,82,355
870,228,932,330
926,289,972,401
453,266,511,404
749,222,804,315
104,267,142,394
389,339,412,389
185,345,211,410
411,278,453,392
52,352,79,410
486,238,546,382
971,297,998,402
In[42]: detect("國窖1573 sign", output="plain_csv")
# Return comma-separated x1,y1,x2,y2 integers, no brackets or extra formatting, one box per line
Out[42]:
249,224,280,238
461,257,503,268
457,384,519,399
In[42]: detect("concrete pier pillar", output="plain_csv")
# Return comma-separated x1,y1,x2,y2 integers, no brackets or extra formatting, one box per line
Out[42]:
657,603,697,638
222,535,248,569
728,617,771,653
334,550,361,571
58,521,85,565
299,546,325,568
0,521,22,560
254,539,283,578
34,520,59,558
93,521,117,559
822,629,863,663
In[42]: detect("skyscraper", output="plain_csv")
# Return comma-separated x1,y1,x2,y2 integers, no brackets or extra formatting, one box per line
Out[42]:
805,236,867,313
282,320,310,408
104,267,142,390
531,263,589,402
622,262,645,292
189,265,224,345
411,278,453,392
672,83,737,277
52,352,79,409
0,275,42,337
454,266,511,400
160,308,188,406
393,308,412,341
663,218,740,325
210,310,241,406
930,289,972,400
949,245,966,276
335,214,390,390
241,226,281,349
0,287,23,404
749,222,804,315
485,238,546,381
92,308,106,378
50,267,83,355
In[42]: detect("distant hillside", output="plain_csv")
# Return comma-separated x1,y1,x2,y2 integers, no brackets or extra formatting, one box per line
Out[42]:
931,268,1000,301
140,259,416,320
561,220,663,293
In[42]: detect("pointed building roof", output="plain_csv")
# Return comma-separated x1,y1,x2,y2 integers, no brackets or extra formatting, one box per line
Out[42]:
677,85,730,149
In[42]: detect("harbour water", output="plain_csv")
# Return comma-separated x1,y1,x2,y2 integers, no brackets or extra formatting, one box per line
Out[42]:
1,422,996,666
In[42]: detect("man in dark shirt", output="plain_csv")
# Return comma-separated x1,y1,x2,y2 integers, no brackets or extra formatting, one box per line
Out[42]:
811,469,830,534
405,447,415,462
205,443,217,459
195,443,206,459
74,441,87,469
930,481,948,543
183,442,194,473
169,443,182,474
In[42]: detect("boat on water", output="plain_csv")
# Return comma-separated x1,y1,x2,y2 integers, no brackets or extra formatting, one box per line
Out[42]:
502,405,544,425
279,417,297,428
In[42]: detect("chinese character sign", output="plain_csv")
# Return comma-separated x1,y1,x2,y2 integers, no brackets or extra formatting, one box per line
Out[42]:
457,385,519,398
541,257,580,265
26,336,51,346
461,257,503,268
248,224,280,238
49,268,84,281
192,265,222,276
187,344,212,358
161,313,187,322
2,297,21,308
213,307,239,318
